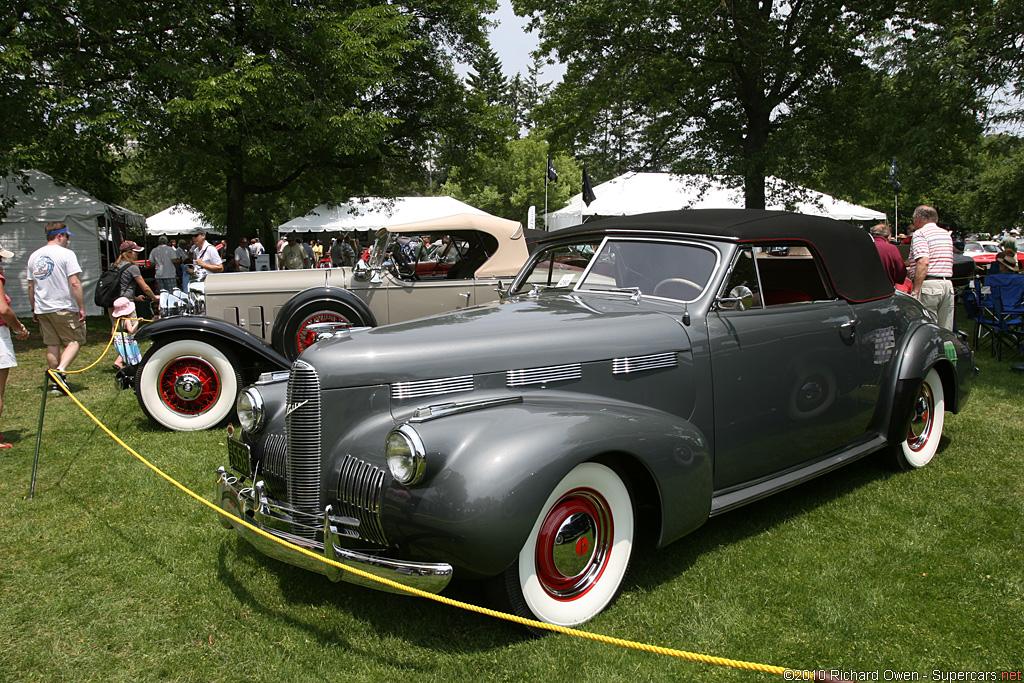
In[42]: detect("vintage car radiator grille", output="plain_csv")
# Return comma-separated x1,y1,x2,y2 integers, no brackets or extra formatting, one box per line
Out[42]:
391,375,473,401
336,455,389,546
507,363,582,387
612,352,679,374
286,360,322,540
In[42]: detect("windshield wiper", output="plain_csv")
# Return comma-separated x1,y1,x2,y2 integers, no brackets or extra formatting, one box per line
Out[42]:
584,286,642,302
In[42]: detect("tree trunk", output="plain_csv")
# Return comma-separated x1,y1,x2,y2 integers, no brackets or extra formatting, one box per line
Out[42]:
741,109,770,210
226,172,245,248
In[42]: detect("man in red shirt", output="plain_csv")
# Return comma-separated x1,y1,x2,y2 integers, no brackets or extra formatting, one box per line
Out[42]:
869,223,908,291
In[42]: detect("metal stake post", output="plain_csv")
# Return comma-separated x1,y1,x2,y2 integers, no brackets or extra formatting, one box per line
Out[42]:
29,371,51,499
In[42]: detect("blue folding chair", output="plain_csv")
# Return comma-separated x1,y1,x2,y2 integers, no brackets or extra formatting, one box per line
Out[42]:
967,277,998,355
984,273,1024,361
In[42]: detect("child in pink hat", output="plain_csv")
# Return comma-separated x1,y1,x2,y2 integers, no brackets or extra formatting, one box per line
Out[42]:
112,297,142,368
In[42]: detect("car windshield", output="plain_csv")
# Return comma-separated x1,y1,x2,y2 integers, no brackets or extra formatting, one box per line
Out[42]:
981,242,1000,253
367,230,391,269
513,237,717,302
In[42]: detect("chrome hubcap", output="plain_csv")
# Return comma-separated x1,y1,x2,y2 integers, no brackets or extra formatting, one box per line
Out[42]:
174,372,204,401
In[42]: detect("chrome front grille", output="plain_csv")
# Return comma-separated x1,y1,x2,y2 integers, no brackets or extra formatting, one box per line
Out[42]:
391,375,474,401
507,363,582,387
612,352,678,375
336,455,389,546
286,360,322,540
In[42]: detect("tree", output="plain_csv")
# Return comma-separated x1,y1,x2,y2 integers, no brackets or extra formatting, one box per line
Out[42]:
518,0,1003,210
441,132,580,223
3,0,496,243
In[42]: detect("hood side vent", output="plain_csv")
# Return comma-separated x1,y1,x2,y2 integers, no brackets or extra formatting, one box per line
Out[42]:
391,375,474,401
612,352,679,375
507,363,582,387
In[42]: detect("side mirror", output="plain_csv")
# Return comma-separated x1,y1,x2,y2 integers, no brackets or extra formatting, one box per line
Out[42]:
352,259,369,281
719,285,754,311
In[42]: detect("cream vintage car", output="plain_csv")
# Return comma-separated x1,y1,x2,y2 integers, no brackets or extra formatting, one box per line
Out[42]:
133,213,528,431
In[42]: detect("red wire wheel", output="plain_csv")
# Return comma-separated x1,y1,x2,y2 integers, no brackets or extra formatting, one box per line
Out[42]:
157,355,221,415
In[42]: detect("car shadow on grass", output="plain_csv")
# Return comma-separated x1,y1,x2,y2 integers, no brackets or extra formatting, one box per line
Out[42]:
624,439,952,592
214,539,527,654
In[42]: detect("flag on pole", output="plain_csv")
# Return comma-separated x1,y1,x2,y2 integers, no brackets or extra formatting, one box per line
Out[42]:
546,158,558,183
582,167,597,206
888,157,901,193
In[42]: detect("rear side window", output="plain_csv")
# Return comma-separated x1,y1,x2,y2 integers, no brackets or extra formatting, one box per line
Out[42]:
720,245,834,310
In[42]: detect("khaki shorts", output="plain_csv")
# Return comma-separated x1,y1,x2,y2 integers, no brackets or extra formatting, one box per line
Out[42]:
37,310,87,347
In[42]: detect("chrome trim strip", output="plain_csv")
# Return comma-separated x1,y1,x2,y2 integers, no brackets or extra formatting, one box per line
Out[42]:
217,469,452,595
612,352,679,375
391,375,474,401
507,363,582,387
410,396,524,423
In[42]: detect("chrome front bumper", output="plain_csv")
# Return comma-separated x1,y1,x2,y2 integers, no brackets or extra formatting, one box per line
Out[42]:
215,467,453,595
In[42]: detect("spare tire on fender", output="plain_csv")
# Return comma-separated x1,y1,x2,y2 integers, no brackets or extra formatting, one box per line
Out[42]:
271,287,377,360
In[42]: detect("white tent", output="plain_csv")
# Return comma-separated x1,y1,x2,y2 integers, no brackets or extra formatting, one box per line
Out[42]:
1,169,145,316
147,204,215,236
279,196,488,233
546,173,887,230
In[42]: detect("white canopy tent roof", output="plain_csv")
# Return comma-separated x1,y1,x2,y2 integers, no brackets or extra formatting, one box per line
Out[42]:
0,169,144,316
280,196,488,233
546,173,886,230
147,204,215,236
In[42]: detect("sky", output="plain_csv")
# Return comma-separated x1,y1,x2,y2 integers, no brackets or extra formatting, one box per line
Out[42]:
486,0,565,83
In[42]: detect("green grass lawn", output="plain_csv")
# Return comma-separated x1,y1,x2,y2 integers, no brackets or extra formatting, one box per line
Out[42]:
1,315,1021,682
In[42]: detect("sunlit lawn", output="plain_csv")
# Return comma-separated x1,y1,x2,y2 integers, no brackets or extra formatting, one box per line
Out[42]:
0,314,1020,682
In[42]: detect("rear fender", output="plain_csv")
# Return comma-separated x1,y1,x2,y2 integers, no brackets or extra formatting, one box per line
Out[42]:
376,397,711,578
885,322,973,445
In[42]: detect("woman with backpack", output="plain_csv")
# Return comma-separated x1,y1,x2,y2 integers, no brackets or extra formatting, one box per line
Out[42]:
109,241,159,370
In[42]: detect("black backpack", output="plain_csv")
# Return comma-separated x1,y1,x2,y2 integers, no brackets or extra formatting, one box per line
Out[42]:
94,263,129,308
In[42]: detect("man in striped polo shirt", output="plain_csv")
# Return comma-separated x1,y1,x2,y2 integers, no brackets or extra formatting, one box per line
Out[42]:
908,205,954,330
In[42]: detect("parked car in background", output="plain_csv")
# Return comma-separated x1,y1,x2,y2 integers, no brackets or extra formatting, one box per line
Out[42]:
134,214,529,431
963,240,1000,265
216,209,977,631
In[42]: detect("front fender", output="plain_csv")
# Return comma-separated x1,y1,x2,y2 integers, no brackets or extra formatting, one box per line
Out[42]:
136,316,290,370
377,396,712,578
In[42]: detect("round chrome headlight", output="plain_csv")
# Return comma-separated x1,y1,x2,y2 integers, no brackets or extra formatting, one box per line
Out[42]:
386,424,426,486
236,387,265,435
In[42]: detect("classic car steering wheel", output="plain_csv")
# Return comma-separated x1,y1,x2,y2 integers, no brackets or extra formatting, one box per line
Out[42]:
653,277,702,300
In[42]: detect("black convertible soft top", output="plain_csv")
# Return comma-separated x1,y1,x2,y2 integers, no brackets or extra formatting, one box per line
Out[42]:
541,209,895,303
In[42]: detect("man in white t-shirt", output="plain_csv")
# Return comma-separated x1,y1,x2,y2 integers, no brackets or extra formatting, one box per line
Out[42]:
26,222,86,392
189,231,224,282
234,237,252,272
149,236,180,292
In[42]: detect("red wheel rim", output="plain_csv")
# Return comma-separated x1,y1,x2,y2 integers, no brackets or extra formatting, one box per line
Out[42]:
907,382,935,452
534,487,613,601
296,312,350,353
157,355,220,415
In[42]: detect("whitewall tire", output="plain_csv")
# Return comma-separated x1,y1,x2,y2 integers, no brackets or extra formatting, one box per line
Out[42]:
135,339,241,431
494,462,634,630
894,367,945,470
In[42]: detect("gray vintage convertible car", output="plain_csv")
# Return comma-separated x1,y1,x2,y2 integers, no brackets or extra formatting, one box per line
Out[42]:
216,209,977,629
134,214,528,431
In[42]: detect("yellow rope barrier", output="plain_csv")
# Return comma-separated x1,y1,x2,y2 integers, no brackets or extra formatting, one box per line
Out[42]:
42,326,831,680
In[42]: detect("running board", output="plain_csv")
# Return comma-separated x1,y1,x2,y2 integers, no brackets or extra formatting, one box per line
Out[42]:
709,435,887,517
